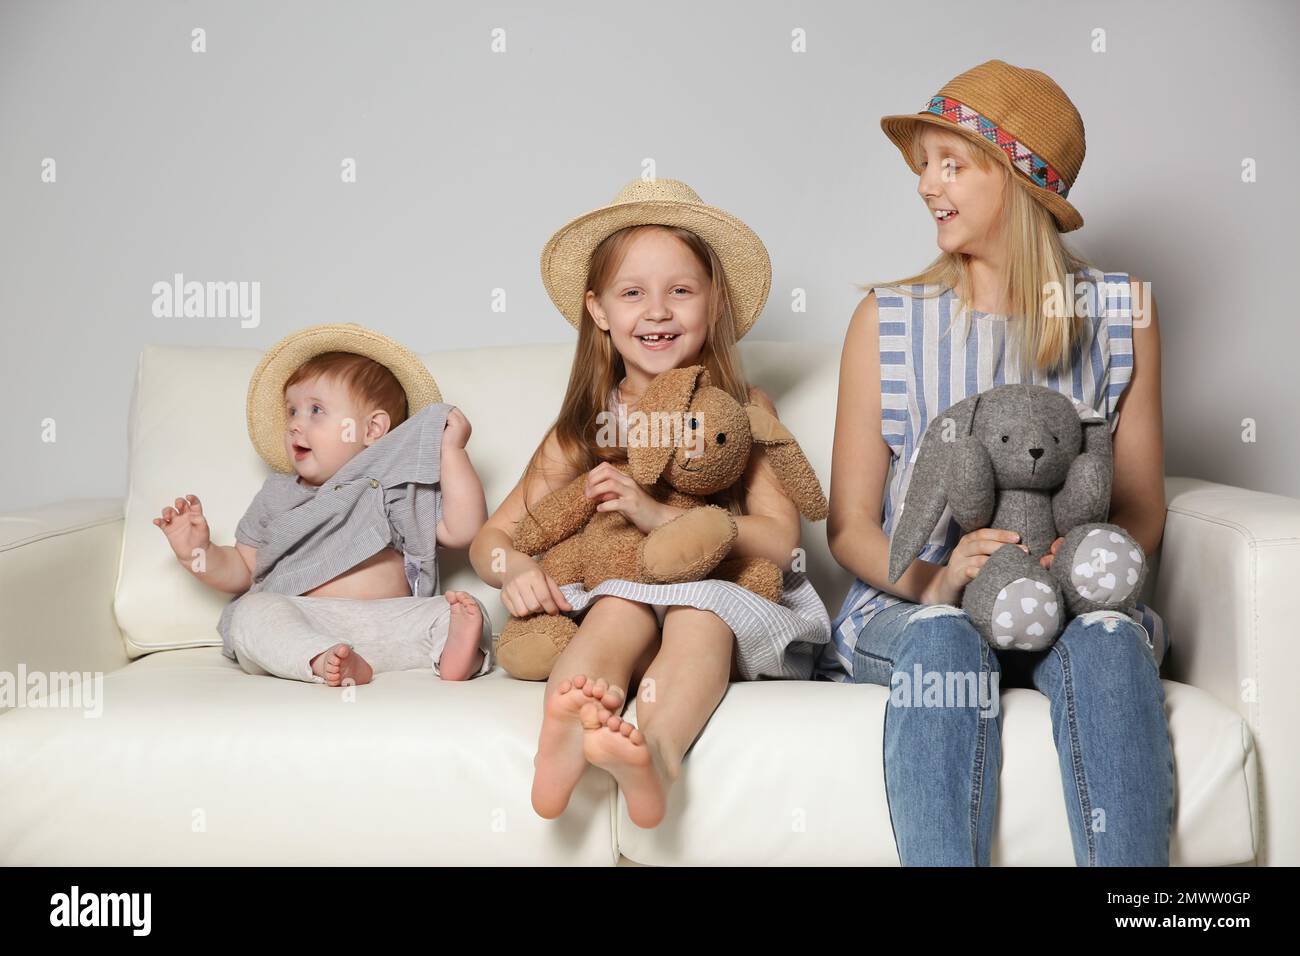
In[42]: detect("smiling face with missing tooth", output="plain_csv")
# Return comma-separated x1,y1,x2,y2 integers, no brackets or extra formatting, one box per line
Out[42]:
583,227,713,395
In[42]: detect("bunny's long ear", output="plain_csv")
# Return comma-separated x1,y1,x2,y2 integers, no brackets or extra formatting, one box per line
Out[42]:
887,391,983,583
745,403,829,521
627,366,709,485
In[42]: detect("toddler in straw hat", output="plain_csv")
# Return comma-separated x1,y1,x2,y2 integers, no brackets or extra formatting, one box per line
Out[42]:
471,179,832,829
154,324,494,686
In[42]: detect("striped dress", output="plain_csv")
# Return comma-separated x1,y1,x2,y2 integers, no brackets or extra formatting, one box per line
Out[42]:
554,386,834,681
816,266,1169,682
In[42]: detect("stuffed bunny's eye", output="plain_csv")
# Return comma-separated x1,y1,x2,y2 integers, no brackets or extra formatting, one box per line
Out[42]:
716,433,726,445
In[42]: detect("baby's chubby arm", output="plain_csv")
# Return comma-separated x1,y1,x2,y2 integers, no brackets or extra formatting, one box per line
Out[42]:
154,494,255,594
435,408,488,549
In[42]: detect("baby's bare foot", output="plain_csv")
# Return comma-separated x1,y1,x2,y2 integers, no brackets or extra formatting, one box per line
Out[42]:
580,703,668,829
310,643,373,687
437,591,484,681
531,674,624,819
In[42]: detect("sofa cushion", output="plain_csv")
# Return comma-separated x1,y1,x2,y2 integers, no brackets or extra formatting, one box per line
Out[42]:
0,649,1253,865
614,679,1257,866
0,649,617,865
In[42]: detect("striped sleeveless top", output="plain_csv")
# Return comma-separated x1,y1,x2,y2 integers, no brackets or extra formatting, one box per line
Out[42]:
816,266,1168,681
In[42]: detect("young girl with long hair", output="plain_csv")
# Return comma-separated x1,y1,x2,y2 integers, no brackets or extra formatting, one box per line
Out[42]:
821,60,1174,865
471,179,831,828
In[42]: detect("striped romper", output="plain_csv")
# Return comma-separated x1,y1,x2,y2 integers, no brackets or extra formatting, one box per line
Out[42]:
816,267,1170,682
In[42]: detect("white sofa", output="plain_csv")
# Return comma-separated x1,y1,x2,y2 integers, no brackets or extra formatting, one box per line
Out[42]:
1,340,1294,866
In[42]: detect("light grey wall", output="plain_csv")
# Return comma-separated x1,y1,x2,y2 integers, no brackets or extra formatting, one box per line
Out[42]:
3,0,1297,511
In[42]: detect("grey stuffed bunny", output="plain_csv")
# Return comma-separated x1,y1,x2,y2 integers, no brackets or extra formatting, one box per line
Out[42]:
888,383,1148,651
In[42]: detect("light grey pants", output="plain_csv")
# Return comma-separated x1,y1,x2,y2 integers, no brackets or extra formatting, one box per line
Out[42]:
228,592,493,683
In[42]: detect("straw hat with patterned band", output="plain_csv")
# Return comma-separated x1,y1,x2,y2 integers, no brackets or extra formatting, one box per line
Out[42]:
540,178,772,339
246,322,442,474
880,59,1086,232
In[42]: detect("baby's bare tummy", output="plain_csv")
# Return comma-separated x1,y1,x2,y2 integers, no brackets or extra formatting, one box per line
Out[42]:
302,547,411,600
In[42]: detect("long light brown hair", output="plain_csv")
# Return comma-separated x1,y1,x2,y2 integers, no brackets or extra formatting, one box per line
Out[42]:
870,126,1098,376
525,224,753,514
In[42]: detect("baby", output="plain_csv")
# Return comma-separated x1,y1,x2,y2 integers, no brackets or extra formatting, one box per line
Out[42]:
154,330,492,685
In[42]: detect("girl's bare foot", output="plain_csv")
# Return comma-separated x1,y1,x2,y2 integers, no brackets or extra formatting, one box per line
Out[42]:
437,591,484,681
580,703,669,829
532,674,624,819
310,643,373,687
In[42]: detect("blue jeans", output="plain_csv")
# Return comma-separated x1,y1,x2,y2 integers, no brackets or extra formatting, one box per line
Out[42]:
852,601,1174,866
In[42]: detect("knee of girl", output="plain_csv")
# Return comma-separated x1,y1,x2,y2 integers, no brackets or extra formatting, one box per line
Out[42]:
1075,610,1153,653
900,611,988,670
1076,609,1128,634
908,603,966,622
1064,613,1159,681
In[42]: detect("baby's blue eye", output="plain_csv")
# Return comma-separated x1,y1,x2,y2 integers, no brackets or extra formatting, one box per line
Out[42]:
312,405,323,414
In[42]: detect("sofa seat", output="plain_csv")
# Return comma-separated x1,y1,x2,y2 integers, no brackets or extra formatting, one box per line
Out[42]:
0,649,618,865
0,645,1255,866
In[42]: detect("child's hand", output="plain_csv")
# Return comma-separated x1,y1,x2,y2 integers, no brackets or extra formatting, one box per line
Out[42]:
154,494,212,566
584,462,680,534
921,528,1026,606
443,408,472,449
501,554,572,617
1040,536,1065,571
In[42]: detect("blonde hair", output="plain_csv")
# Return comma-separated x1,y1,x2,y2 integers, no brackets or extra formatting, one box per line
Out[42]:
869,125,1097,376
285,352,408,428
525,224,752,514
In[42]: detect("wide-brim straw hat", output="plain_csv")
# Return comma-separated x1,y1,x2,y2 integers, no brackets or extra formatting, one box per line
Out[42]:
541,178,772,339
246,322,442,473
880,59,1086,232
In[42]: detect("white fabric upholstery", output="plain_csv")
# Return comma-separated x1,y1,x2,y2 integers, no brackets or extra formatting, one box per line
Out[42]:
0,340,1291,865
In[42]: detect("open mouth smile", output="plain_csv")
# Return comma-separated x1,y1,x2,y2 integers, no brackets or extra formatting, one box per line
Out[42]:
636,333,680,350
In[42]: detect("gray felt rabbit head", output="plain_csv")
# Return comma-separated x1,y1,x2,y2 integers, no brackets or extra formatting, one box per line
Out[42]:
887,384,1111,582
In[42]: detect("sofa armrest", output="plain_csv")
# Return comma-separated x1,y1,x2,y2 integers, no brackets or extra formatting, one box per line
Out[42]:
0,499,130,701
1156,476,1300,865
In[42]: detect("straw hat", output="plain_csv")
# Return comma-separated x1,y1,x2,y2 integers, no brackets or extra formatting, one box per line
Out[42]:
540,178,772,339
246,322,441,474
880,59,1086,232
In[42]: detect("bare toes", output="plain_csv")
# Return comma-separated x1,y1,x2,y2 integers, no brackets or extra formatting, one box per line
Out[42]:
600,685,625,710
579,701,607,730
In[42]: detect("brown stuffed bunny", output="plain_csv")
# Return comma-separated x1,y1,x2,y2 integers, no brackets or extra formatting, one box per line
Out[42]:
497,365,828,680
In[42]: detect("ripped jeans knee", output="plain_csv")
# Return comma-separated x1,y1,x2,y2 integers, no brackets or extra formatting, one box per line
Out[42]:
908,603,967,623
1073,609,1153,651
